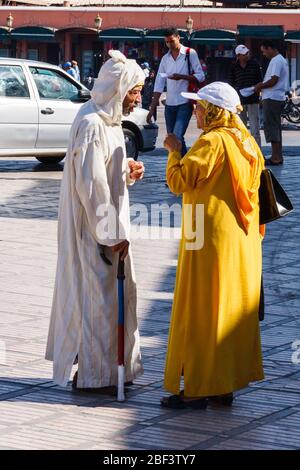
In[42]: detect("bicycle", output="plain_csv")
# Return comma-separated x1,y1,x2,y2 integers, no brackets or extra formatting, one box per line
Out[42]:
281,91,300,124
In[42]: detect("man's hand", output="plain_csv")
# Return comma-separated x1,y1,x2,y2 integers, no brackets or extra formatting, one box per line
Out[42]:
254,82,263,94
164,134,182,153
255,76,278,95
111,240,129,260
128,160,145,181
169,73,185,81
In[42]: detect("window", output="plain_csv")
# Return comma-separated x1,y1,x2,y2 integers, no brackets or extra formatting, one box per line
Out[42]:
29,67,79,100
27,49,38,61
0,49,9,58
82,50,93,79
0,65,30,98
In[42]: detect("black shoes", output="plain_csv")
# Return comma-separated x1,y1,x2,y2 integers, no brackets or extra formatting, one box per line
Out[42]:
160,394,208,410
160,391,234,409
208,393,234,406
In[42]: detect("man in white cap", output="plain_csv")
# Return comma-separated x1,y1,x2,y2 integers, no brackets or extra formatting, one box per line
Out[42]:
229,44,262,147
46,50,145,394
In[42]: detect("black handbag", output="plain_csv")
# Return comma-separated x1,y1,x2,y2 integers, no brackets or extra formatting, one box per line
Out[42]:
258,169,293,321
258,275,265,322
259,169,293,225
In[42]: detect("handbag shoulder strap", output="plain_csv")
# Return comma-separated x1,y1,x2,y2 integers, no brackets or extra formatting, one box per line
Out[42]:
185,47,192,75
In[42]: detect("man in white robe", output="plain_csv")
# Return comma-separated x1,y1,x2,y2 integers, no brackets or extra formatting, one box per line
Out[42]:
45,50,145,393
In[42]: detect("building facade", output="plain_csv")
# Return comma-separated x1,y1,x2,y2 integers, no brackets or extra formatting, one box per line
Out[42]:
1,5,300,84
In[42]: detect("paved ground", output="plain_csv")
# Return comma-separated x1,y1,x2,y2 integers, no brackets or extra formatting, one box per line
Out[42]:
0,110,299,450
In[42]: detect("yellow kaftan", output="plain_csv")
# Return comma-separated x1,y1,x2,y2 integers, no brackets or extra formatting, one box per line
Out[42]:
165,125,265,397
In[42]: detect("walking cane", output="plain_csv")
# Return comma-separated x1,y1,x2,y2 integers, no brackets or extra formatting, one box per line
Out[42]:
117,253,125,402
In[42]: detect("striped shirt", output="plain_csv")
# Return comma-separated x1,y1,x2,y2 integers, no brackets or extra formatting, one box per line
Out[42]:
228,59,262,105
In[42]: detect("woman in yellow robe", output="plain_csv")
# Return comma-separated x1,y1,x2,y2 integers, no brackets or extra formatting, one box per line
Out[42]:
161,82,265,409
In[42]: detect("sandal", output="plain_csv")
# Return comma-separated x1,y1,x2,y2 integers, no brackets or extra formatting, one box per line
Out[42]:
184,398,208,409
125,381,134,387
160,394,186,409
209,393,234,406
72,371,117,396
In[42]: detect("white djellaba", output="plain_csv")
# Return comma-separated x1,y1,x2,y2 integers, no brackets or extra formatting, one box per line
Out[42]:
45,50,145,388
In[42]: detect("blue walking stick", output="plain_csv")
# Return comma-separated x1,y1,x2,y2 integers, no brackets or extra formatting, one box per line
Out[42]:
117,253,125,402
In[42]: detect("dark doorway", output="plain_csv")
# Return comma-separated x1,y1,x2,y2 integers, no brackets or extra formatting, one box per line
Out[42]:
47,43,60,65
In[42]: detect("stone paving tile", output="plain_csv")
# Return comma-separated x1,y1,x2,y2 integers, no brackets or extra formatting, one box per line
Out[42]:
30,412,134,441
276,410,300,427
268,377,300,392
10,389,109,411
115,425,209,450
160,408,251,435
207,398,284,420
84,442,146,450
0,368,51,386
139,320,170,333
238,389,300,407
234,424,300,449
266,349,298,363
0,429,82,450
0,400,59,427
133,371,163,386
208,438,294,450
0,381,29,396
139,356,167,370
127,388,168,406
6,337,50,354
74,402,171,423
262,361,297,377
0,350,41,368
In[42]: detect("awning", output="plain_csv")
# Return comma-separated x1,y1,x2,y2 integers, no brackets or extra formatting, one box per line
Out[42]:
220,0,250,3
238,25,284,39
190,29,236,45
11,26,56,42
144,29,186,42
285,30,300,43
99,28,145,41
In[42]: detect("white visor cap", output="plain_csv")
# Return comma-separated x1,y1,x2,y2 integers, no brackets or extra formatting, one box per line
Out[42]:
235,44,250,55
181,81,241,114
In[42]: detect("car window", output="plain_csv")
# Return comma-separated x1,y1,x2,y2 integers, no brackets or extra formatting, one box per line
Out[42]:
29,67,79,101
0,65,30,98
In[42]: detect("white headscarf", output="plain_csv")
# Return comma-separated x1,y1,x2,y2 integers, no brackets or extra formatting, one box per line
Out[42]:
90,50,145,126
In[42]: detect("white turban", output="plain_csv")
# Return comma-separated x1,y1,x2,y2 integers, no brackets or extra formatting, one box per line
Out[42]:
91,50,145,125
182,81,242,114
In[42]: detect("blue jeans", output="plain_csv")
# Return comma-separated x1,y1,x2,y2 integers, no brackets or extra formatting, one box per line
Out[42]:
165,102,193,157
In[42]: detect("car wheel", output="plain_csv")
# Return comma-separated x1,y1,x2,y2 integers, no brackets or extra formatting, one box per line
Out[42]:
35,156,65,164
123,128,139,160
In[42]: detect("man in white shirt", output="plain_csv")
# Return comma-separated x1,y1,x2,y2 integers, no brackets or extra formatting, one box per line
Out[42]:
146,28,205,156
255,40,289,165
71,60,81,82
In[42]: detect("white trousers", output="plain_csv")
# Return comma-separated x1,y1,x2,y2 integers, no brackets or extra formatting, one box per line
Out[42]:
240,103,261,148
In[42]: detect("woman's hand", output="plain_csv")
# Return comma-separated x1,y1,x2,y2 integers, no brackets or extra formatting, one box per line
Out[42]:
164,134,182,153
